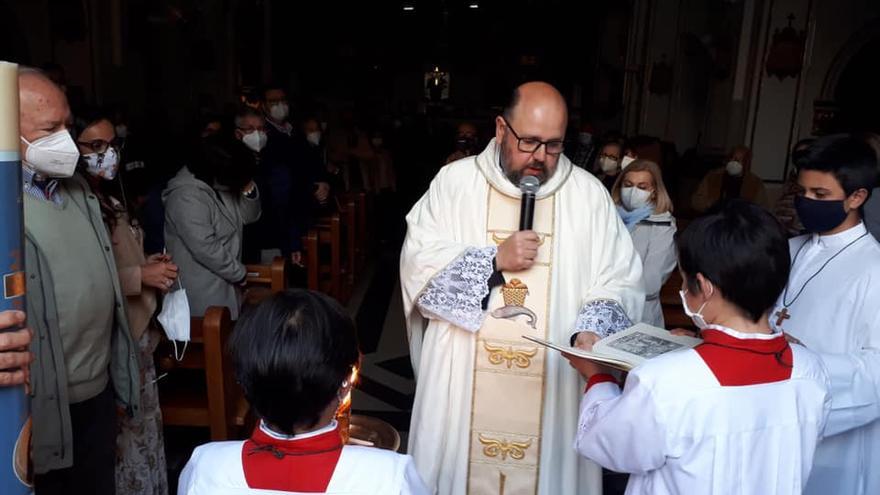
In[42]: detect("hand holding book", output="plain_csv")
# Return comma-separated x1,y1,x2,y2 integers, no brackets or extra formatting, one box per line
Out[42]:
565,331,614,380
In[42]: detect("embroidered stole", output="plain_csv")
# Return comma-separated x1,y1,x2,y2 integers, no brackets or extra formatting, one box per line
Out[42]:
467,185,555,494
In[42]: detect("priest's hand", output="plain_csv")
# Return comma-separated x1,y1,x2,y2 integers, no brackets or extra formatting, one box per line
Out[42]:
572,331,601,350
496,231,540,272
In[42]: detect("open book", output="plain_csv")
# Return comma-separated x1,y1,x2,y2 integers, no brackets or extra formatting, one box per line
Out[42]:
523,323,702,371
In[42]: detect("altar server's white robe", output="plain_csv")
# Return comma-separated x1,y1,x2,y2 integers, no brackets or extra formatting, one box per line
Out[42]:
400,140,644,494
771,222,880,495
576,326,831,495
178,422,428,495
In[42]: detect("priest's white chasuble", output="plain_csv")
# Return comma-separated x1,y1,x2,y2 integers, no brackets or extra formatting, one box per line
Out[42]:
401,140,644,494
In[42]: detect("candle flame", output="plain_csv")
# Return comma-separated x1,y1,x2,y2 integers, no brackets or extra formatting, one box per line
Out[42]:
339,365,359,410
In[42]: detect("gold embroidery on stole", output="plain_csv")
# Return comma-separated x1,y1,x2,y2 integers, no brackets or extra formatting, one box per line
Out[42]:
466,186,555,494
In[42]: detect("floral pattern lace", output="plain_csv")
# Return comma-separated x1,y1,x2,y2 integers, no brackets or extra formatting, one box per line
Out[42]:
574,298,633,339
416,246,498,332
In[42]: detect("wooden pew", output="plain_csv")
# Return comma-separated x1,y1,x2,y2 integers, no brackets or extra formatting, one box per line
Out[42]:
660,268,693,330
307,213,344,301
245,256,286,292
158,306,249,440
339,191,369,274
340,196,358,294
243,256,287,307
303,230,320,292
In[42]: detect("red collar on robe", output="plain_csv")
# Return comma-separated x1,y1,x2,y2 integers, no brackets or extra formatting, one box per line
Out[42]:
242,421,344,492
695,326,792,386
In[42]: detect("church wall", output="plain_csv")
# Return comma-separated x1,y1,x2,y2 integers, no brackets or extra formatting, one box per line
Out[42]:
625,0,877,183
794,0,880,139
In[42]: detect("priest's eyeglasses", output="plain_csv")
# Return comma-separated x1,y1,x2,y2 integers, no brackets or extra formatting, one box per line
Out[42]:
501,116,565,155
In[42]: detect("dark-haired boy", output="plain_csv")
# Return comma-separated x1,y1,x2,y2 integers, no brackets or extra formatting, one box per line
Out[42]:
769,134,880,495
568,200,830,495
178,289,428,494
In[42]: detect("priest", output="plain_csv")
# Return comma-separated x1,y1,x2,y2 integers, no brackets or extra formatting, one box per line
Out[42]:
770,134,880,495
400,82,644,495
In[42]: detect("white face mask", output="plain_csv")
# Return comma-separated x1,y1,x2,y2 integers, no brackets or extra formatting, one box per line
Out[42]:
726,160,744,176
269,103,289,122
242,130,268,152
21,130,80,178
621,155,636,170
679,288,711,329
599,156,619,173
83,147,120,181
157,280,191,361
621,186,653,211
306,131,322,146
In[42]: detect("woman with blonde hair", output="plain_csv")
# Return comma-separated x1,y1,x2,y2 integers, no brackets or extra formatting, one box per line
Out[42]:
610,159,677,327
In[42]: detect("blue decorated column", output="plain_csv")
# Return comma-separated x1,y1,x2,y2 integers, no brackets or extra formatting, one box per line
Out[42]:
0,60,31,494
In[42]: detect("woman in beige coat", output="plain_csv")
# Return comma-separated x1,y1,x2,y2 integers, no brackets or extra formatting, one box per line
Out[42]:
76,111,177,495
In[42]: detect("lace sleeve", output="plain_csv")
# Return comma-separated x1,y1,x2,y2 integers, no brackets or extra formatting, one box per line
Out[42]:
416,246,497,332
573,299,633,339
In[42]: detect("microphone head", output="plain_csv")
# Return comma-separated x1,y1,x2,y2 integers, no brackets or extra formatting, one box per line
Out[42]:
519,175,540,195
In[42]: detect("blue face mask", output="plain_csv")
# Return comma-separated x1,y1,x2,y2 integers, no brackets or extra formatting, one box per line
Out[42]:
795,195,848,233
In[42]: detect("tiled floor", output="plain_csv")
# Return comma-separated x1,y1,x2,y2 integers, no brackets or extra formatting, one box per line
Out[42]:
348,247,416,452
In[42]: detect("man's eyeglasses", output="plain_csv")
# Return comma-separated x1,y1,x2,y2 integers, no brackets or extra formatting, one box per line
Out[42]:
501,116,564,155
77,139,113,154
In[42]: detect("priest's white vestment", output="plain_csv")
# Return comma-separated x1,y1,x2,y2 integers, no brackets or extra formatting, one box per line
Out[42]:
770,222,880,495
400,140,644,494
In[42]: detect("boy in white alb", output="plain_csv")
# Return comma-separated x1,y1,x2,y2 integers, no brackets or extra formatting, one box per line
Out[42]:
178,290,428,495
769,134,880,495
566,201,831,495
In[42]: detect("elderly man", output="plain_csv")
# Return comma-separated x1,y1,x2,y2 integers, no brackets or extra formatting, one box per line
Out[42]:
19,68,139,495
693,145,769,212
401,82,644,495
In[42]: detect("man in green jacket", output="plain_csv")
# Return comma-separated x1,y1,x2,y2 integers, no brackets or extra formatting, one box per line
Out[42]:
18,68,139,495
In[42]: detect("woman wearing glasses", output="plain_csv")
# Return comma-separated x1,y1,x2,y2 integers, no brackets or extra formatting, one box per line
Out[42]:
74,108,175,495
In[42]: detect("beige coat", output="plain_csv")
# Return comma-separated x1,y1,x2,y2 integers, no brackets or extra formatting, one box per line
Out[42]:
109,198,157,342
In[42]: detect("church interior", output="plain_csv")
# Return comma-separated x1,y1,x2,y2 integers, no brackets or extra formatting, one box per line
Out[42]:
1,0,878,493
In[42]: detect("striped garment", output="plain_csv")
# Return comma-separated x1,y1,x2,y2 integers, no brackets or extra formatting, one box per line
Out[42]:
22,166,62,205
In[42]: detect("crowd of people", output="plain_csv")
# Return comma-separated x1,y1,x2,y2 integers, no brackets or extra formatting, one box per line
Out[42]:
1,70,879,495
1,67,409,495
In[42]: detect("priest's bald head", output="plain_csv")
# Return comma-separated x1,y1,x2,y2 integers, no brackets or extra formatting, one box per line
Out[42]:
495,81,568,185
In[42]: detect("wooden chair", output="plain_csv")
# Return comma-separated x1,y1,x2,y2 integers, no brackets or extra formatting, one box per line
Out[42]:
243,256,287,307
158,306,249,440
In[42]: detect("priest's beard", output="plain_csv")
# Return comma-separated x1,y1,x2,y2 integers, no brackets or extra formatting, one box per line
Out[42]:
499,144,553,185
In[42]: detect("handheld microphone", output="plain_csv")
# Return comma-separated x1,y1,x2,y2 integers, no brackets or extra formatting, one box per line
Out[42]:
518,176,540,231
